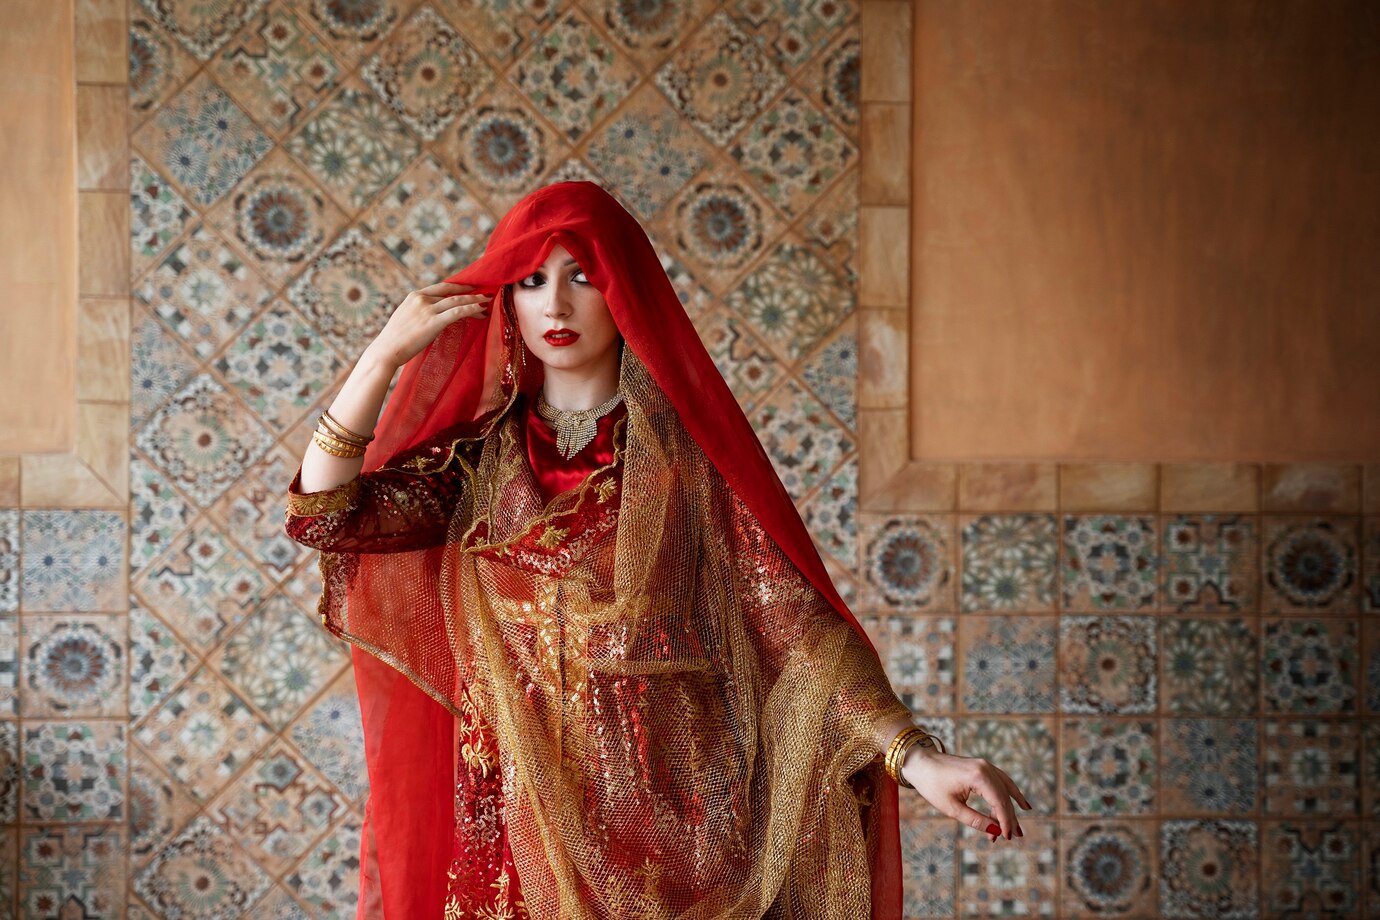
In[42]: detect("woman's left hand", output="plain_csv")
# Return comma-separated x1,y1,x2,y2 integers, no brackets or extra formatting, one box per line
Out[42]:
901,748,1032,843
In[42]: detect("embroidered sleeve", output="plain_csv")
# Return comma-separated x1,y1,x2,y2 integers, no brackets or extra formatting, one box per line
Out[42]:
284,429,482,554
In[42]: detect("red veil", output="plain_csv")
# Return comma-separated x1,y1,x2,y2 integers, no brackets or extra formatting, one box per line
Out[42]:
346,181,903,917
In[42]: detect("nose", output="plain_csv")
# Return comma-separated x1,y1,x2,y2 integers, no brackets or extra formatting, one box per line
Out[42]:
541,276,572,320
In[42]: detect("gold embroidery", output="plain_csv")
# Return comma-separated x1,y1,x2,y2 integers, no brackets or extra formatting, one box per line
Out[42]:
533,525,568,549
594,477,617,503
285,478,361,517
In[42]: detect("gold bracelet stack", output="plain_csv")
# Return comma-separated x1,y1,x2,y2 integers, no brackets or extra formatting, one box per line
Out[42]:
884,725,947,789
311,410,374,459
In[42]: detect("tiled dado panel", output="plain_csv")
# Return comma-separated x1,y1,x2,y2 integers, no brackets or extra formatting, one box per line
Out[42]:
859,5,1380,918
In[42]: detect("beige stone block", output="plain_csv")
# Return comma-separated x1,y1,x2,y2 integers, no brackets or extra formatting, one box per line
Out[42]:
1261,463,1361,513
78,191,127,296
20,404,127,508
1365,464,1380,513
0,458,18,505
860,103,910,205
959,463,1058,511
861,1,912,102
1060,463,1157,511
859,407,908,487
858,308,908,409
77,84,128,190
858,207,909,306
77,298,129,402
75,0,126,84
1160,463,1259,512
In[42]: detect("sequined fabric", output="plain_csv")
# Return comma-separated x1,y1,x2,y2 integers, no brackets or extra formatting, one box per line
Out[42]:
286,346,911,918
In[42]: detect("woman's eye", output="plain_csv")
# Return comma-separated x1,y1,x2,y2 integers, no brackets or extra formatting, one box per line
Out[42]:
519,273,543,288
572,270,587,283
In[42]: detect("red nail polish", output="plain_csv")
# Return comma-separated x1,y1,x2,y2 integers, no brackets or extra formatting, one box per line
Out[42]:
986,823,1000,836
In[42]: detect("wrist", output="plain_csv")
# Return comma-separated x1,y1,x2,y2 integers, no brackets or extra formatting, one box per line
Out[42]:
357,345,402,380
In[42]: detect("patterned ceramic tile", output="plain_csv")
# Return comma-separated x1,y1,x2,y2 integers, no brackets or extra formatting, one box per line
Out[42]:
1060,820,1158,918
0,510,15,611
584,84,713,220
207,739,349,875
0,721,16,823
731,94,856,218
899,799,957,919
959,617,1056,714
130,310,200,431
734,0,855,73
1364,721,1380,817
512,7,638,143
1159,820,1258,919
286,83,420,210
691,308,781,412
21,721,125,822
957,718,1056,816
1261,821,1359,916
132,74,273,206
1363,516,1380,611
725,239,852,362
129,456,193,573
1367,619,1380,713
1161,719,1257,815
20,615,125,718
1059,616,1157,714
209,444,314,579
132,518,270,653
204,148,350,288
306,0,406,66
289,671,368,801
799,27,860,132
754,379,854,504
128,744,200,867
215,303,346,433
286,810,362,916
440,82,562,212
1161,514,1258,613
362,5,493,141
959,514,1058,614
664,164,783,295
130,154,195,281
134,666,273,803
129,598,195,722
860,515,954,612
1061,719,1156,816
133,816,273,916
1160,618,1258,715
1263,719,1358,817
800,318,856,431
17,825,125,918
0,617,15,717
431,0,535,65
876,615,955,715
588,0,710,70
1262,618,1358,714
656,9,786,147
803,455,858,571
135,373,276,508
129,18,198,119
288,226,412,357
213,1,342,136
957,822,1057,917
213,593,349,728
134,223,272,361
136,0,269,60
654,244,715,323
20,511,126,613
1062,515,1159,611
1367,820,1380,915
799,170,857,281
254,886,312,919
1263,516,1360,614
360,154,496,279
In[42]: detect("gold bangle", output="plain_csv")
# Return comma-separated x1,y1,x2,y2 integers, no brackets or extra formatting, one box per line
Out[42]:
318,415,370,449
312,429,366,458
885,726,947,788
321,409,373,444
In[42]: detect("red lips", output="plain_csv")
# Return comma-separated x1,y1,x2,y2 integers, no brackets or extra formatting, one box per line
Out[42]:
543,328,579,346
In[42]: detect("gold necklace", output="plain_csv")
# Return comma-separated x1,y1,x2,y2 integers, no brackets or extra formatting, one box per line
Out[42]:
535,390,624,459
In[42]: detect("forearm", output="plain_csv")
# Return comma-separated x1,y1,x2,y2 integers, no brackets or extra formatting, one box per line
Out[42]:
299,347,399,493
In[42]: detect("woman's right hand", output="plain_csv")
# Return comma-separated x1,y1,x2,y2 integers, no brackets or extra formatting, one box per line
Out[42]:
363,282,493,371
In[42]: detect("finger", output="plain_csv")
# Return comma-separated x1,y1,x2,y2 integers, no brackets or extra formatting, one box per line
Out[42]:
949,802,998,839
416,281,476,296
433,293,493,313
981,781,1017,840
998,771,1033,812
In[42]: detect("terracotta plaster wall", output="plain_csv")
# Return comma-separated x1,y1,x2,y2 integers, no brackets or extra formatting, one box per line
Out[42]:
908,0,1380,463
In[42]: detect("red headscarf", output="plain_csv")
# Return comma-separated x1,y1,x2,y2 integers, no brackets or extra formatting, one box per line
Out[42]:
351,181,902,917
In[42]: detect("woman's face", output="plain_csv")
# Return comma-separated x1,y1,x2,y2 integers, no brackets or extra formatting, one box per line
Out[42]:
510,243,621,375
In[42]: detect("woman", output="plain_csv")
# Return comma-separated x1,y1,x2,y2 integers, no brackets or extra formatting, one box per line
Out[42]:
285,181,1030,919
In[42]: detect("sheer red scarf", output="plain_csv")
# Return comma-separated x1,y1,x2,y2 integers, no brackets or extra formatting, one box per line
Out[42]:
350,181,902,918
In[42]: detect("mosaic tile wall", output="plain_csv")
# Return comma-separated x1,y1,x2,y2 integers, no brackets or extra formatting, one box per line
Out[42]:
1,0,1378,917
